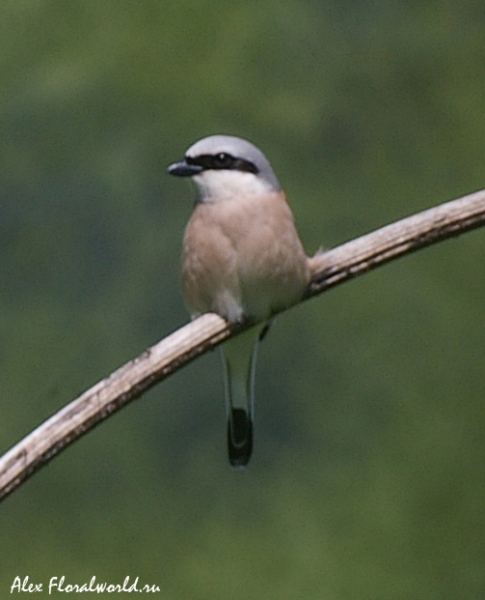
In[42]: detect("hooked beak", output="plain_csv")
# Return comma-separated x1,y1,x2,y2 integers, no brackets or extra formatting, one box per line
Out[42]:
167,159,203,177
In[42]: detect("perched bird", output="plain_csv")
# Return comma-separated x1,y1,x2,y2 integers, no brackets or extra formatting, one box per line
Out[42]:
168,135,309,466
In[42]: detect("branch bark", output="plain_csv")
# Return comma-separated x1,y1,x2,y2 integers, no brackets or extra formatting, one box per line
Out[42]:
1,188,485,502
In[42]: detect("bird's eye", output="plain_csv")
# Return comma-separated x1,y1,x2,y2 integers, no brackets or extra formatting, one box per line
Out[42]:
214,153,232,168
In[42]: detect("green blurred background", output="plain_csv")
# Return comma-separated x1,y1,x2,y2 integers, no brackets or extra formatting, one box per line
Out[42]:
1,1,485,597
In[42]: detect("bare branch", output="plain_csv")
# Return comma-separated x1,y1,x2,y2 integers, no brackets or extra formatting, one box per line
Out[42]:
306,188,485,295
1,188,485,502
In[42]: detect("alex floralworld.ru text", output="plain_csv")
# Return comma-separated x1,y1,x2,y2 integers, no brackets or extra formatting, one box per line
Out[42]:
10,575,161,594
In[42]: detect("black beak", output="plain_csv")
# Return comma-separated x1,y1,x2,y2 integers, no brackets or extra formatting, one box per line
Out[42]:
167,160,203,177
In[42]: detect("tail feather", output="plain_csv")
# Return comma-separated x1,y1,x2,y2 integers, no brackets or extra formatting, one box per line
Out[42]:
221,324,269,467
227,408,253,467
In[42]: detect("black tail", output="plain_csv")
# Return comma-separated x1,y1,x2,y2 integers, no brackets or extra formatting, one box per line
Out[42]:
227,408,253,467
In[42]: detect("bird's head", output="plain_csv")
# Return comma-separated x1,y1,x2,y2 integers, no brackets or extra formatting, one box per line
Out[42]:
167,135,281,201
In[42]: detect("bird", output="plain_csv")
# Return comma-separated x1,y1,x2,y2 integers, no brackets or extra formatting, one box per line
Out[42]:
167,135,309,467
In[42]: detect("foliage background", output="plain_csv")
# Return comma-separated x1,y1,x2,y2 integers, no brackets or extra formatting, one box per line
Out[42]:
1,1,485,597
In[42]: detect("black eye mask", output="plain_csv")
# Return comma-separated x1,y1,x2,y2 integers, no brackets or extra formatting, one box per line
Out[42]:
186,153,259,174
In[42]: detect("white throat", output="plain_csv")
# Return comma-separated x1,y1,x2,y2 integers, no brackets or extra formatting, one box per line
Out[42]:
193,170,274,202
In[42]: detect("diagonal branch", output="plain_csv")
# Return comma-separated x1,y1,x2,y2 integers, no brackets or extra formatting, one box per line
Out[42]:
1,188,485,502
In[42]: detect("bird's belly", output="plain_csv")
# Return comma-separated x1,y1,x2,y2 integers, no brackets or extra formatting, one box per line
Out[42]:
238,266,306,319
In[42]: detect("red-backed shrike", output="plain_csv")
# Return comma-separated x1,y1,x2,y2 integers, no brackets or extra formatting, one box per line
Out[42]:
168,135,309,466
